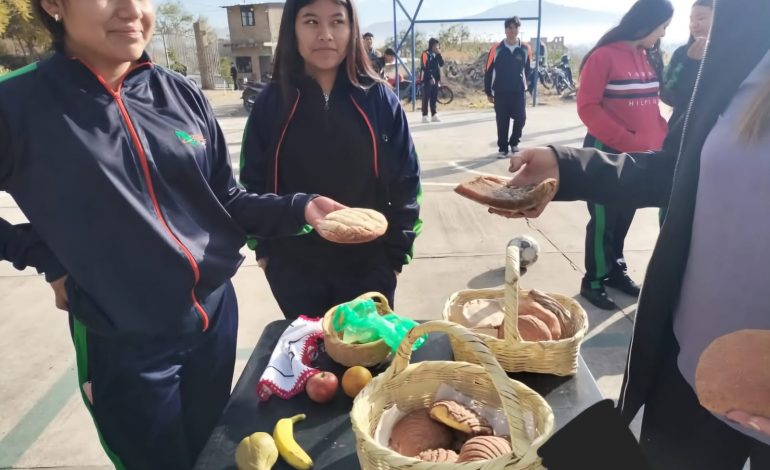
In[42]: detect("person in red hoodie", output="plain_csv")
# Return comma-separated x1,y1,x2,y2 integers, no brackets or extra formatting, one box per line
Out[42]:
577,0,672,310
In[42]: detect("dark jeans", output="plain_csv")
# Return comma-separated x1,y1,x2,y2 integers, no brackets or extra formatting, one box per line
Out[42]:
640,344,770,469
265,255,398,320
70,282,238,470
421,82,438,116
494,90,527,151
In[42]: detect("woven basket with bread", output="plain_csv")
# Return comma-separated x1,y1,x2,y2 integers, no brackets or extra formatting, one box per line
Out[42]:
443,246,588,376
351,321,554,469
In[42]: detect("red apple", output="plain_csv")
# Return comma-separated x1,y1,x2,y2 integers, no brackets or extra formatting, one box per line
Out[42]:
305,371,339,404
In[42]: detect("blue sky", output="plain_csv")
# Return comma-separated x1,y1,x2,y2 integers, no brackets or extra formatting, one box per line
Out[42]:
183,0,695,42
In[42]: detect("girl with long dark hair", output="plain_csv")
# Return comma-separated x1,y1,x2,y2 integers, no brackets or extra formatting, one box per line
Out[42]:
240,0,422,319
576,0,673,310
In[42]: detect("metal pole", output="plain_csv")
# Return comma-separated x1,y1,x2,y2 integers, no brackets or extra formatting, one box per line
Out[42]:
393,0,399,93
411,27,417,111
533,0,543,107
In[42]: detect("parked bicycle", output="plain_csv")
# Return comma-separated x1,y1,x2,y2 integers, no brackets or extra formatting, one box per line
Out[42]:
390,77,454,105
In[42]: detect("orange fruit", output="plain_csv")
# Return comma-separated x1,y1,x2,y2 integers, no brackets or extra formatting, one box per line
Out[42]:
341,366,373,398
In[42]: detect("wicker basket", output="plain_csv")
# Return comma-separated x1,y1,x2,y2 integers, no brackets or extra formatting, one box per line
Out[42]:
322,292,393,367
443,246,588,376
351,320,554,470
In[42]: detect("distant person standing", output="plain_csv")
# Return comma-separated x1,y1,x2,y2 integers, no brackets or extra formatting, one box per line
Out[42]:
420,38,444,123
383,48,404,84
230,62,238,91
363,32,383,74
485,17,531,157
661,0,714,126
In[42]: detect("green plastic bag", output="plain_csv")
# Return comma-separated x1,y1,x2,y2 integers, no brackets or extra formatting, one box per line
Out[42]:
332,298,426,352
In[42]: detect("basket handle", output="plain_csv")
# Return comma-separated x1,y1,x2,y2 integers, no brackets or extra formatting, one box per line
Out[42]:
355,292,391,312
388,320,528,449
502,244,522,341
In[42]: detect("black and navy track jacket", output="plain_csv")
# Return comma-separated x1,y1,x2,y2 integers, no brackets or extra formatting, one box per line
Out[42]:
239,78,422,272
420,50,444,83
485,40,531,96
0,51,315,337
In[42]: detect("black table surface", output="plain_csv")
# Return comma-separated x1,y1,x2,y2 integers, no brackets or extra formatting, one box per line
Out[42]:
195,320,604,470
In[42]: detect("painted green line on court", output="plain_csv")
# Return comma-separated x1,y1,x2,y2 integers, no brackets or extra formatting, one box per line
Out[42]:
0,365,78,467
0,346,256,467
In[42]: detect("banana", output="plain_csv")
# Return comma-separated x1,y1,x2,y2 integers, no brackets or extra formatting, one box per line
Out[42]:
273,414,313,470
235,431,278,470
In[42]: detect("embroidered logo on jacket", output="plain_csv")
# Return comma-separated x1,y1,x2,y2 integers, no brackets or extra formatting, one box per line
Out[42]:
175,130,207,149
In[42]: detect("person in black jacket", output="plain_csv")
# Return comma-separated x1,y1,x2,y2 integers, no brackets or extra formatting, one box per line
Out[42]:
1,1,344,468
485,16,531,157
661,0,713,126
240,0,422,320
420,37,444,123
491,0,770,468
230,62,239,90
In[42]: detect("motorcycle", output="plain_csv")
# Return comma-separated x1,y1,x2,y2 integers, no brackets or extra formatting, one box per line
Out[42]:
241,82,266,112
549,63,575,95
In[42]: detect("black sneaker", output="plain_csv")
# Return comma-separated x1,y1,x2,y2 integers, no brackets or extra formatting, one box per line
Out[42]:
498,149,509,158
580,285,616,310
605,271,641,297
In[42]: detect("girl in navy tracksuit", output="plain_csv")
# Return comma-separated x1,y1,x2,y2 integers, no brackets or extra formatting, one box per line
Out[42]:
240,0,422,320
0,1,343,468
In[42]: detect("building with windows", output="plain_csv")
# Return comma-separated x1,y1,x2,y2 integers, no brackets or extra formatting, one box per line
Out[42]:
223,2,284,82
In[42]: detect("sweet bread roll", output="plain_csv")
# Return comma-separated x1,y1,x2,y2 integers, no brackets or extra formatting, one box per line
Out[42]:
417,448,459,463
457,436,513,462
519,297,562,340
389,409,453,457
516,315,553,342
695,329,770,417
429,400,493,436
316,208,387,244
455,176,558,211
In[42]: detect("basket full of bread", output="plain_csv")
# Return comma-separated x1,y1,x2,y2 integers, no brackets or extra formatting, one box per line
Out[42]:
350,320,554,469
443,245,588,376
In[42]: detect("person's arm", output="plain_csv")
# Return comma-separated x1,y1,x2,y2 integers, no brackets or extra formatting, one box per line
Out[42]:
421,52,432,82
524,45,532,83
577,50,644,150
661,46,701,111
381,90,422,272
238,90,277,260
493,119,683,219
0,111,66,282
484,47,496,97
436,53,445,68
0,220,67,281
201,91,319,238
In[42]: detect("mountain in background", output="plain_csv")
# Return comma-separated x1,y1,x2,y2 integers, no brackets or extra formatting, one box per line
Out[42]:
364,0,686,49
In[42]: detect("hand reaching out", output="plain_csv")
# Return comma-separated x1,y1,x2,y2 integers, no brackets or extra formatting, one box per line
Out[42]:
487,147,559,219
304,196,348,229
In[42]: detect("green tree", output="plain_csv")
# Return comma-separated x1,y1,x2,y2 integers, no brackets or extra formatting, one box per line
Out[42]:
438,24,471,50
155,1,194,66
0,0,31,36
219,57,233,87
4,11,50,59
